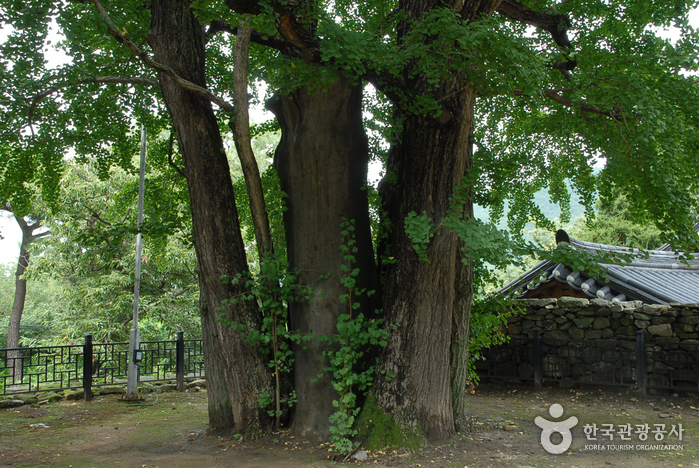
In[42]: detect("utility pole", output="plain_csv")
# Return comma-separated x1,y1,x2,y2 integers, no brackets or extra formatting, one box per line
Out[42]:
124,125,147,400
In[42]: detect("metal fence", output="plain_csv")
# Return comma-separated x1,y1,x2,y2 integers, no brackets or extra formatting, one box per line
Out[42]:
0,332,204,398
476,330,699,393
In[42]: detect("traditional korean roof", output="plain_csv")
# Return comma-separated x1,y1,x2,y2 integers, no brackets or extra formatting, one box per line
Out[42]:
498,229,699,305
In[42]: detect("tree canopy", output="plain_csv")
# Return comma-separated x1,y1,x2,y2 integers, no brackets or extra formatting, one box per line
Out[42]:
1,0,698,450
2,1,697,245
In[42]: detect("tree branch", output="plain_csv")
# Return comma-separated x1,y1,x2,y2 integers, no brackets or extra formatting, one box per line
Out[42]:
90,0,235,113
13,214,29,234
92,76,158,86
27,86,58,138
146,285,195,308
85,205,113,226
28,76,158,134
496,0,577,76
30,229,51,242
27,219,43,231
496,0,572,49
81,216,114,250
224,0,321,61
13,214,49,246
206,20,293,53
513,87,625,121
167,131,186,179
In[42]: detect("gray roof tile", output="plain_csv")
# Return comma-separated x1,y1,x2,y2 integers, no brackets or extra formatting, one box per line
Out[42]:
498,231,699,305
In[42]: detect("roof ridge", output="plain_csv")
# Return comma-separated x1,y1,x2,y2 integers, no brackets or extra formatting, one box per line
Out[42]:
569,237,699,261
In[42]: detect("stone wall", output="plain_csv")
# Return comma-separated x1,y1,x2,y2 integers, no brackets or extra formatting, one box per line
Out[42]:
0,378,207,409
475,297,699,392
505,297,699,344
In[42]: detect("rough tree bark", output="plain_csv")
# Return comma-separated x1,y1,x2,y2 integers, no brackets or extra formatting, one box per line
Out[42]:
451,243,474,431
221,0,381,440
149,0,271,433
374,0,501,442
374,90,477,441
268,75,380,440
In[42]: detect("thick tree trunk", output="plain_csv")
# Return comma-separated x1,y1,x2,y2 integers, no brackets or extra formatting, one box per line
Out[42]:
149,0,271,433
267,75,379,440
375,89,476,442
373,0,501,443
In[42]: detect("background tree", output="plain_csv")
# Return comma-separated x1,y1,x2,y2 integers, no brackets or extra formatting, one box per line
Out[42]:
30,160,199,343
572,194,665,250
0,204,49,380
0,263,60,348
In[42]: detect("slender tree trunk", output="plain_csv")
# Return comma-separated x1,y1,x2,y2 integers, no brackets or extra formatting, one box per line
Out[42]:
7,235,29,381
231,21,273,259
451,247,473,431
267,75,380,440
149,0,271,433
6,214,47,382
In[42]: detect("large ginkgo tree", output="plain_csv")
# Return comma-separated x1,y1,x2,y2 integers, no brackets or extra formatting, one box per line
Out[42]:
1,0,698,448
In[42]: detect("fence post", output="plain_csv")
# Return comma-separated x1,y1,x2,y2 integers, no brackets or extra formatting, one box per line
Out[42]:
534,329,543,388
176,331,185,392
636,330,646,395
83,334,93,401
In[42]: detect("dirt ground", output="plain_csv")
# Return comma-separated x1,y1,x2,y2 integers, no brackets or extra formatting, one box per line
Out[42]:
1,384,697,468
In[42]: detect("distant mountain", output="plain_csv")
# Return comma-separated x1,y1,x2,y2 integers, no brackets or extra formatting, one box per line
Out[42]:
474,188,589,229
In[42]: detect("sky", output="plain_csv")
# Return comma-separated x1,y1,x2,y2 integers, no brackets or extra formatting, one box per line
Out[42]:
0,213,19,266
1,9,698,266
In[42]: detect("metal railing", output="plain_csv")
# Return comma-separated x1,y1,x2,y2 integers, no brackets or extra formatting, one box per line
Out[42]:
0,332,204,398
476,330,699,393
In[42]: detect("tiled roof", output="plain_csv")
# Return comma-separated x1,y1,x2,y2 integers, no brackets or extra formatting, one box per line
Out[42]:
499,231,699,305
658,222,699,251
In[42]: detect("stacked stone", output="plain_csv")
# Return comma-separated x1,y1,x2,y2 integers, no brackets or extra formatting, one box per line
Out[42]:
505,297,699,344
0,378,207,408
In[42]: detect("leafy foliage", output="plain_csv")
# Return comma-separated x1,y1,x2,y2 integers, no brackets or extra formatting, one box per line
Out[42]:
470,1,699,250
322,219,387,454
403,211,434,262
29,160,198,343
0,264,62,347
218,251,313,426
467,295,524,384
2,0,699,442
231,146,287,266
0,1,166,213
571,194,666,249
2,0,697,272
